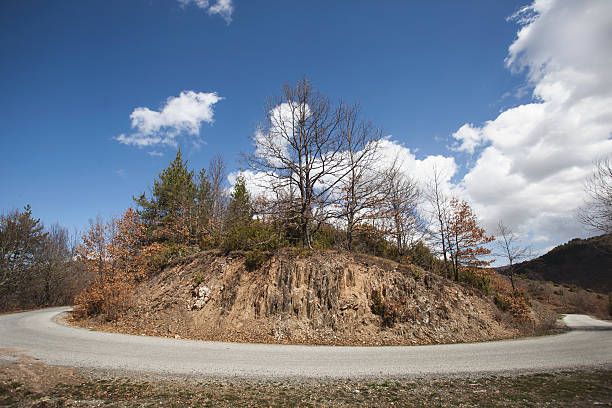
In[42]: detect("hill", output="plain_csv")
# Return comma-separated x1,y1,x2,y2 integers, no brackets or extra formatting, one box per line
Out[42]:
513,234,612,293
72,249,557,346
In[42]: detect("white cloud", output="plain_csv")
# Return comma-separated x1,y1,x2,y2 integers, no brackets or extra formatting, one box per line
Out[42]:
208,0,233,23
253,102,308,168
227,169,282,202
115,91,222,148
451,123,484,154
377,138,458,192
178,0,234,24
455,0,612,248
147,151,164,157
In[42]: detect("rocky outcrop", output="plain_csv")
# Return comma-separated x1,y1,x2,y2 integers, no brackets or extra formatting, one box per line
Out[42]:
87,249,521,346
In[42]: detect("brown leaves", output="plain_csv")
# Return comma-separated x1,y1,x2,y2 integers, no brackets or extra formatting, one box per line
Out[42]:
448,198,494,270
74,209,155,319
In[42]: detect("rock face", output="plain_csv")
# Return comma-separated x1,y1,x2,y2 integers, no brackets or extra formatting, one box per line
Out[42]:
102,249,518,345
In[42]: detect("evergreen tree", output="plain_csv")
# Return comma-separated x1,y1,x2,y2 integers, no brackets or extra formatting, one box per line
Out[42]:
134,150,197,244
0,205,48,287
0,205,49,309
222,175,253,251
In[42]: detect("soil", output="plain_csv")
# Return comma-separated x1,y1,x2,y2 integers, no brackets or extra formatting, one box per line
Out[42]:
71,249,549,346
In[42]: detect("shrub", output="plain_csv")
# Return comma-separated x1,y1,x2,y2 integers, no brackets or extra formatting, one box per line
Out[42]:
148,242,191,270
245,250,270,271
409,266,423,281
287,246,313,259
193,271,204,286
352,226,400,261
406,241,439,271
458,268,491,295
370,289,398,328
370,290,385,316
73,275,133,321
312,223,342,250
494,293,512,312
222,220,284,253
494,292,531,322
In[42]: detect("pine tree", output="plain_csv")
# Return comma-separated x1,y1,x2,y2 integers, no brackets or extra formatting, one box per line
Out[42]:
134,149,197,244
0,205,48,296
222,175,253,251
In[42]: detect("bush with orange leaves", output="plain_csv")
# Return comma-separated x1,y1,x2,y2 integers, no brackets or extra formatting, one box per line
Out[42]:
490,271,532,322
73,208,152,320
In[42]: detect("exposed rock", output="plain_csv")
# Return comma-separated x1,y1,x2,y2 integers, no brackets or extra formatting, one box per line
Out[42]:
80,249,527,346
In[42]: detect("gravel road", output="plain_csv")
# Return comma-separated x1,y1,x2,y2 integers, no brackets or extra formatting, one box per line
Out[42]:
1,307,611,378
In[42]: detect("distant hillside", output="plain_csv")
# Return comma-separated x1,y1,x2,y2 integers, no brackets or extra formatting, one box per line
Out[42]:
514,234,612,293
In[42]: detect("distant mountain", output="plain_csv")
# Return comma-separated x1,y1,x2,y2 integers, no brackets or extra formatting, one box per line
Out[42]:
513,234,612,293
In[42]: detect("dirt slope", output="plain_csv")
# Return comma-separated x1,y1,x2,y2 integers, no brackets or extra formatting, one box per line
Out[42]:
75,249,527,346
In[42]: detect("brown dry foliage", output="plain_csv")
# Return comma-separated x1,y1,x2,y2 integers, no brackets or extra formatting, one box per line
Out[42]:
490,273,532,322
73,208,155,320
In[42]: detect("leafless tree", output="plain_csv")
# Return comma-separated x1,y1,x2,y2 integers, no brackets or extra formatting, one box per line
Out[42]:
334,105,383,250
208,153,228,231
378,160,423,254
246,77,379,247
577,156,612,234
425,165,452,277
495,221,534,292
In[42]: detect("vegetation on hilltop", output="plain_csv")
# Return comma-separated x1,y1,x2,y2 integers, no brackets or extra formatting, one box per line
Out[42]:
513,234,612,293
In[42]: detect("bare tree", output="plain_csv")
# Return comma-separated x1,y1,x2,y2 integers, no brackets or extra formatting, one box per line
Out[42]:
425,166,452,277
208,153,228,227
378,160,423,254
246,77,378,247
334,105,383,250
39,224,70,305
577,156,612,234
495,220,533,292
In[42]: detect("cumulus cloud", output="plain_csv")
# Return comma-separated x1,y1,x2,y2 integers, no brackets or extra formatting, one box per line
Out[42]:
178,0,234,24
253,103,300,167
451,123,484,154
455,0,612,250
227,169,279,201
376,138,458,192
115,91,222,149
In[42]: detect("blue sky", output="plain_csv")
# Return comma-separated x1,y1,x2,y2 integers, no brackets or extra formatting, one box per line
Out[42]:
1,0,611,256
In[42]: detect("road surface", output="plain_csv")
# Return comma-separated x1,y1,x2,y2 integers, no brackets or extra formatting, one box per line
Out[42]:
1,307,611,378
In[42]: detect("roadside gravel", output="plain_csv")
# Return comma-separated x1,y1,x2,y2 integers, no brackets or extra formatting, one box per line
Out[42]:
0,308,610,378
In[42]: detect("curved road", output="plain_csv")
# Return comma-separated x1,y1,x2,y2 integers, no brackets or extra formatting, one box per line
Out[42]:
1,307,611,378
